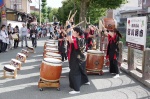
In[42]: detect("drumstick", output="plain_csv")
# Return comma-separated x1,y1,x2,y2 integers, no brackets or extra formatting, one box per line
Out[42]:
99,20,105,28
69,10,77,21
68,10,72,21
73,21,84,27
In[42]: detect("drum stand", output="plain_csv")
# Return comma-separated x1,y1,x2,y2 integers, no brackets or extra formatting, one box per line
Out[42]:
38,78,60,91
86,69,104,75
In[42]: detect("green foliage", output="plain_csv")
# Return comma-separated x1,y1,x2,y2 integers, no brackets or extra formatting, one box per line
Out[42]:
41,0,47,19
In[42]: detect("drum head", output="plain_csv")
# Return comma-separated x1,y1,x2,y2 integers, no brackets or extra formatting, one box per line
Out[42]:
50,53,61,57
45,48,58,51
46,52,55,56
18,53,26,57
11,59,21,63
87,50,104,54
46,44,57,47
44,58,62,64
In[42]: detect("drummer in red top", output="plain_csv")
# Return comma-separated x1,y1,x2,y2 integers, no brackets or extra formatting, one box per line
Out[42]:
67,27,90,94
103,28,122,78
86,25,95,50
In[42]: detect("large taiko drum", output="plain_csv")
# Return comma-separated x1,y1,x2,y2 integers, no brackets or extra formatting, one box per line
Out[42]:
40,58,62,82
44,44,58,50
43,48,59,56
44,40,56,48
44,52,61,60
86,50,104,74
103,18,117,31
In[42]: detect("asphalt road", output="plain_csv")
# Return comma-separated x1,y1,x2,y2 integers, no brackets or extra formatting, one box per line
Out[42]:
0,37,149,99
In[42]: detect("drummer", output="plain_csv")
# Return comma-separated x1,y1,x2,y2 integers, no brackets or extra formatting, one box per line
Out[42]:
86,25,95,50
67,27,90,94
58,28,67,62
102,28,122,78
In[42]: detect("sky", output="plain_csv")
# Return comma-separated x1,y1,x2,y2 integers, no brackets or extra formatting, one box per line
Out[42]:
30,0,139,9
30,0,63,8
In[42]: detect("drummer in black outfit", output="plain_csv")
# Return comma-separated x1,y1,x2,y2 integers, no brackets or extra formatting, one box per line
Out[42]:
30,26,38,48
58,28,67,62
67,27,90,94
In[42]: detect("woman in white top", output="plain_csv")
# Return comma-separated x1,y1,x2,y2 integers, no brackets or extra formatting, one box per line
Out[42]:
0,25,9,52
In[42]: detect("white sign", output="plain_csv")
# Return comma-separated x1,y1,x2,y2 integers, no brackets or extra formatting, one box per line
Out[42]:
126,16,147,50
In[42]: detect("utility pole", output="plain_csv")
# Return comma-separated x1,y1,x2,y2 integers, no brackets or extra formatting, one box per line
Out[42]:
39,0,41,25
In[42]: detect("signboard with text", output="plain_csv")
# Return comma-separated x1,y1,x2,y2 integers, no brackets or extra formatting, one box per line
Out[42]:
126,16,147,50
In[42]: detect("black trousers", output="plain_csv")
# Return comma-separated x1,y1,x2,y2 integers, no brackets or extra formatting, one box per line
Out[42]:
61,53,67,61
0,40,2,52
49,32,53,39
31,37,37,47
109,59,120,74
14,40,19,48
1,43,7,52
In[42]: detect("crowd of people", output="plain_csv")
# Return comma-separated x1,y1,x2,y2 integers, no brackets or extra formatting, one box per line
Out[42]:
0,23,61,53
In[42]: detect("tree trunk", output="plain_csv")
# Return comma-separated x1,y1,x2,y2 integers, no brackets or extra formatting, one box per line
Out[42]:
79,0,90,29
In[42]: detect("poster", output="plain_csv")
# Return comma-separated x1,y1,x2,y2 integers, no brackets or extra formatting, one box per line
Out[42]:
126,16,147,51
0,0,4,8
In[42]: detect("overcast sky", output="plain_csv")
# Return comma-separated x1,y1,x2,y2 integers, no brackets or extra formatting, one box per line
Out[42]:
30,0,139,9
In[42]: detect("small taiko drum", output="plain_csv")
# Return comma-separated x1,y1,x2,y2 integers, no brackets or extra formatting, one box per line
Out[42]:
45,52,61,60
27,46,35,53
21,49,29,57
44,44,58,50
86,50,104,75
10,59,22,70
103,18,117,31
40,58,62,82
3,65,17,78
16,53,26,63
43,48,59,57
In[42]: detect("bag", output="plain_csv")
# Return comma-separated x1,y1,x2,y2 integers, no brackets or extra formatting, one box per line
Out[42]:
77,38,86,61
32,34,35,38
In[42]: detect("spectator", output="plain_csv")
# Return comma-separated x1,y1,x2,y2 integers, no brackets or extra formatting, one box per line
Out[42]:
49,24,54,39
21,23,28,48
0,25,9,52
7,26,13,49
30,25,38,48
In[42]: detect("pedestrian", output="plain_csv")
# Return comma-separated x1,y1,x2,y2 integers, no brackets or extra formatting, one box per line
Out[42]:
7,26,13,49
103,28,122,78
0,25,9,52
67,27,90,94
58,29,67,62
21,23,28,48
30,26,38,48
12,28,19,48
49,24,54,39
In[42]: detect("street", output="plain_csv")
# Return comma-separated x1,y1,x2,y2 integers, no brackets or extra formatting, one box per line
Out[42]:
0,38,150,99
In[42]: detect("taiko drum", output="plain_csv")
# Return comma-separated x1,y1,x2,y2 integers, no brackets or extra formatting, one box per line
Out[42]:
86,50,104,72
40,58,62,82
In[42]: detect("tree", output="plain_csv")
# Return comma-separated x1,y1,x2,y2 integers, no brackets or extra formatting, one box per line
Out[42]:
41,0,47,22
47,7,52,22
79,0,127,27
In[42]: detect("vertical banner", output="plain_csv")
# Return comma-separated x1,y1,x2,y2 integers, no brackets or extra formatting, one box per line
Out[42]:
126,16,147,51
0,0,4,8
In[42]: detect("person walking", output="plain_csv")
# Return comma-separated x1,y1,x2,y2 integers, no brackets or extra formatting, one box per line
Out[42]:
49,24,54,39
30,26,38,48
21,23,28,48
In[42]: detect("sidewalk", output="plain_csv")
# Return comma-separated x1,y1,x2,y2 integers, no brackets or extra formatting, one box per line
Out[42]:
0,38,149,99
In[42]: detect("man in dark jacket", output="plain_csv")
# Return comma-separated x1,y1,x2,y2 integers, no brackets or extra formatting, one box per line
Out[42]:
30,26,38,48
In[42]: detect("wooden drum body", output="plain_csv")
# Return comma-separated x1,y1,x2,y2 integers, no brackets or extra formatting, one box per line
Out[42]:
86,50,104,75
38,58,62,90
